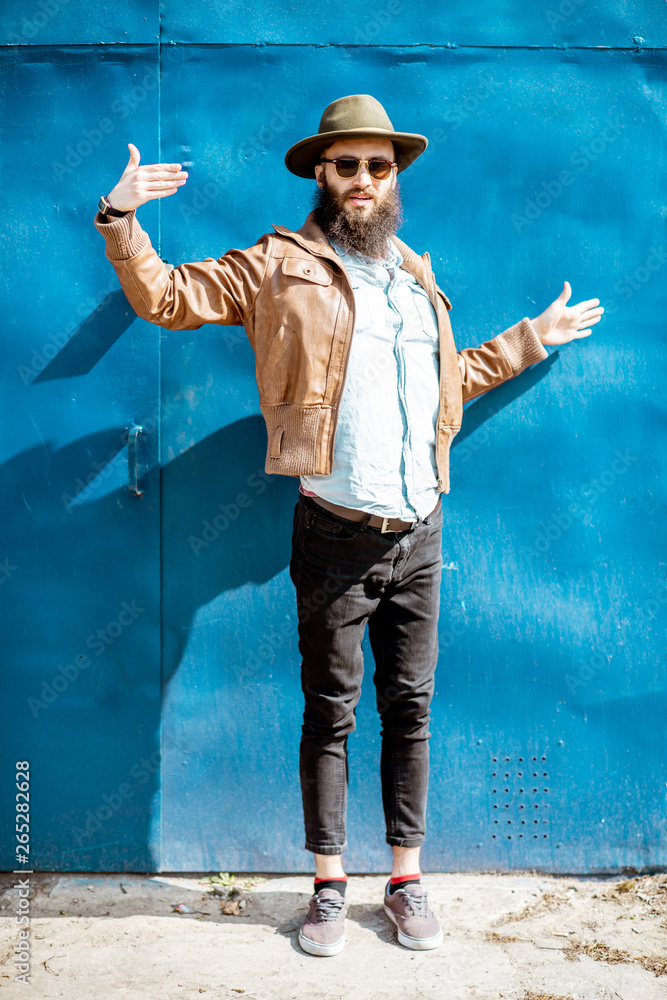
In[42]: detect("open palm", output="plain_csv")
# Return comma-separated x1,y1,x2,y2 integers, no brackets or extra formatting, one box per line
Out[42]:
532,281,604,345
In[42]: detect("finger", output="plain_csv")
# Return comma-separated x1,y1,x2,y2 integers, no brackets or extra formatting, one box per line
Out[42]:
143,178,188,190
141,171,188,182
147,188,180,199
142,163,184,173
578,306,604,321
125,142,140,171
144,170,188,184
576,315,603,330
560,280,572,301
574,297,601,310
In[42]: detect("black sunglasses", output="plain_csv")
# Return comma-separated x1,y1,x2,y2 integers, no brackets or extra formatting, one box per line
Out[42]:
319,156,397,180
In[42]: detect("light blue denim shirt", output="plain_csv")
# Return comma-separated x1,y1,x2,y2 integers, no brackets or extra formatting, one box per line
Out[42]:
300,237,441,522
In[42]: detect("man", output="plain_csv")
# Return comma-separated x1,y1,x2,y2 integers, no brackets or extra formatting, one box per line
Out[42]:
94,94,603,957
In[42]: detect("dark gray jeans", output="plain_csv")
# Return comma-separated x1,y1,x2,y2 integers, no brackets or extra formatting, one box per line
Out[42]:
289,491,444,855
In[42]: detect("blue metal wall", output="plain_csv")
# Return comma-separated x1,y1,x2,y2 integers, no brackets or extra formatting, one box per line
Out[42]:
2,3,665,874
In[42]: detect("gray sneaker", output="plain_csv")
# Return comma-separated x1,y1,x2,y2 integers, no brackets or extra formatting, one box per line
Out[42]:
383,881,443,950
298,888,348,957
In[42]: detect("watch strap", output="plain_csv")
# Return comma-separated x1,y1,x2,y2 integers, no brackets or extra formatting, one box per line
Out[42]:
98,195,128,218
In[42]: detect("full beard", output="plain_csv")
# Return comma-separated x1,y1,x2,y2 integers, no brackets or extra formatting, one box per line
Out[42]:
312,177,404,260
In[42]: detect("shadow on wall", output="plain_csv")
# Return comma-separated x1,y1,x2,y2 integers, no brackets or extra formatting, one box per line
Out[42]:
31,289,135,382
158,414,296,683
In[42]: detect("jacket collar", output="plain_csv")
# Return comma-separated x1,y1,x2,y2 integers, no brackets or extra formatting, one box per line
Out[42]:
271,212,430,283
271,212,340,264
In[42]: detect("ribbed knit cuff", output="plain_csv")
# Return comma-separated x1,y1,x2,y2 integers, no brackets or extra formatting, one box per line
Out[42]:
93,209,150,261
495,316,548,374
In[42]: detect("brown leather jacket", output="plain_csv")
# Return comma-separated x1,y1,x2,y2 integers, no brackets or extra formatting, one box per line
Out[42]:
94,209,548,493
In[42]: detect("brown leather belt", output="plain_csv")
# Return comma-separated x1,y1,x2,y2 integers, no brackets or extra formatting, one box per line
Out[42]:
308,493,438,534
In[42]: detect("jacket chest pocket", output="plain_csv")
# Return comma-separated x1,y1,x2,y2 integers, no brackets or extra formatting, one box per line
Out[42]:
282,256,333,286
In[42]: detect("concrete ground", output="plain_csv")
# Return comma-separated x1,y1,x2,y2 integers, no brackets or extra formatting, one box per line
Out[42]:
0,870,665,1000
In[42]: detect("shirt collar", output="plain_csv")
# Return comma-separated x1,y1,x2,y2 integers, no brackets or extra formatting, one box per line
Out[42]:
329,236,403,271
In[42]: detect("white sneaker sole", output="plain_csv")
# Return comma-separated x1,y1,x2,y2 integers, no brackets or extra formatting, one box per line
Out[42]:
383,904,444,950
298,929,346,957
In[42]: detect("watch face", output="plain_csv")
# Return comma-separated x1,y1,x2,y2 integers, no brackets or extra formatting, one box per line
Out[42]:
98,197,109,213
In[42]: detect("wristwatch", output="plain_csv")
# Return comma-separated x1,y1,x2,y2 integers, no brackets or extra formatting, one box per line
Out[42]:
98,195,128,218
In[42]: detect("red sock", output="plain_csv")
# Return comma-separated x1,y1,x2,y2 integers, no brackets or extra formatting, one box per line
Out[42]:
389,872,421,894
314,874,347,896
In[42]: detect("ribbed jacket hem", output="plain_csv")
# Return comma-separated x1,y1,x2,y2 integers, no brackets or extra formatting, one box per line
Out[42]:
262,404,328,476
93,209,150,261
495,316,548,374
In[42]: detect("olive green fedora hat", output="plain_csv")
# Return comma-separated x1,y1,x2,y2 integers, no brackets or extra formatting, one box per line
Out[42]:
285,94,428,179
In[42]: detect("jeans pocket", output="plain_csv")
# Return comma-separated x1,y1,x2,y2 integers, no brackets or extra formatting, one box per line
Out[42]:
306,507,362,541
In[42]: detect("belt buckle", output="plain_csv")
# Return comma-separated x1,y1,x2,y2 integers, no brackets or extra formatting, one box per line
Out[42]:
380,516,391,534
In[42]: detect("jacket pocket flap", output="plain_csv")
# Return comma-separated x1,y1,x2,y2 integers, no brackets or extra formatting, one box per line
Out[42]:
282,256,332,286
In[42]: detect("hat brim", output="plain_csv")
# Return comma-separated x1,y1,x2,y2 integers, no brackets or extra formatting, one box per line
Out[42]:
284,127,428,179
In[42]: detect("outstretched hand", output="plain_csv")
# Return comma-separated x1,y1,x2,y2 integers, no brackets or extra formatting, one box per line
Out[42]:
531,281,604,345
104,143,189,213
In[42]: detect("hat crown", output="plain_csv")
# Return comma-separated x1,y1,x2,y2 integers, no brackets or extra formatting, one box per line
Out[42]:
284,93,427,178
318,94,394,136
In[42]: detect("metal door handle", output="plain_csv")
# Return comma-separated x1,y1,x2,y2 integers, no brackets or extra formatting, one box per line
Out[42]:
128,425,144,496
